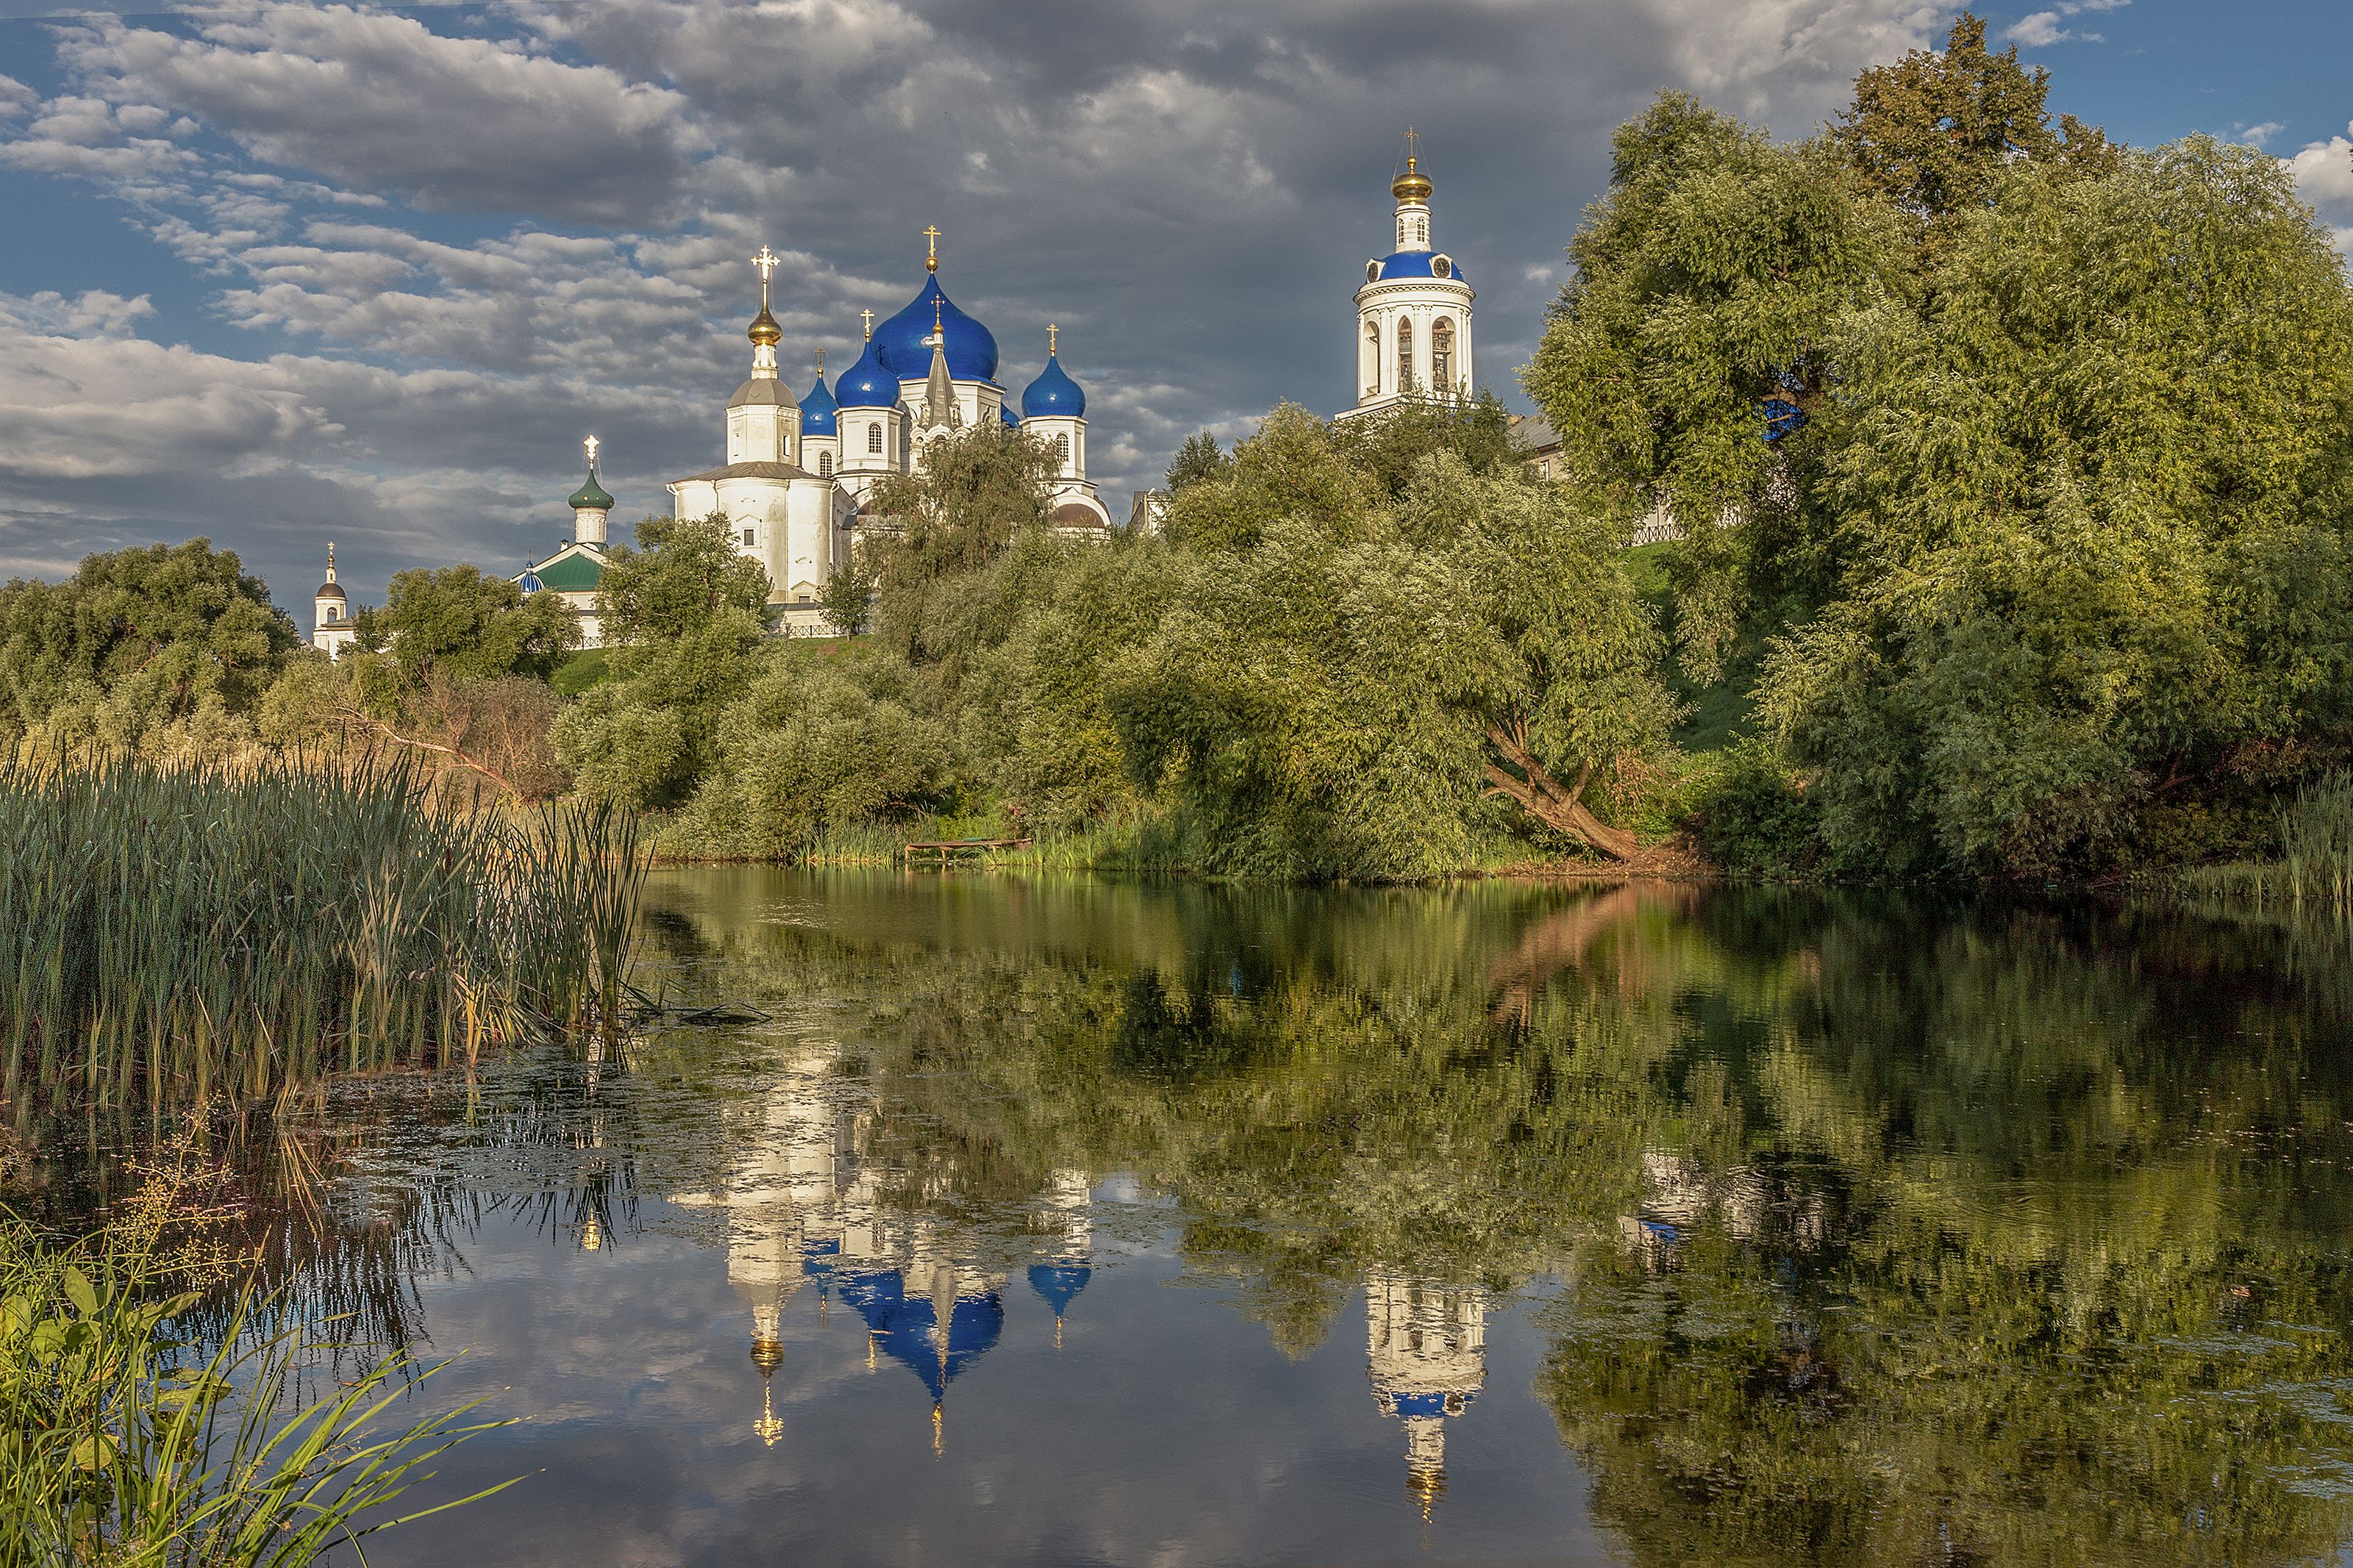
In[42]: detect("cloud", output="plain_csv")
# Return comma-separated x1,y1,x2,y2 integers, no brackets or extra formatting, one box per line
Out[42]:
2285,124,2353,257
0,0,1952,598
2237,121,2286,149
2002,0,2127,47
49,7,710,221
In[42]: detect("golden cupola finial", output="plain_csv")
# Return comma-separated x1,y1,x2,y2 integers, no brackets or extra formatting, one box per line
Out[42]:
748,245,783,347
1391,126,1432,204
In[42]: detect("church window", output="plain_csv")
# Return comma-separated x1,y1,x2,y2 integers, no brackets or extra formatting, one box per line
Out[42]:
1396,318,1415,393
1364,323,1379,395
1052,433,1070,467
1365,259,1380,284
867,422,882,454
1432,318,1454,393
819,451,833,476
743,528,755,548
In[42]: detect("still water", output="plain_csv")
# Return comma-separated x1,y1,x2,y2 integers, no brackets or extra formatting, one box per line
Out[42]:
133,873,2353,1563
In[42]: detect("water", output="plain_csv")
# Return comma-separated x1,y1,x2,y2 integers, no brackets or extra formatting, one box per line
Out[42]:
49,870,2353,1565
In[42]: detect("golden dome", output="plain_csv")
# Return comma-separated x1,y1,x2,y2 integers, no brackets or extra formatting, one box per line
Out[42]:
1391,154,1432,205
749,1337,785,1375
747,304,782,348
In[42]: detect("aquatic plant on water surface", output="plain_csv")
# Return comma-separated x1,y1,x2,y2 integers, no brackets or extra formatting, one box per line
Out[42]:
0,1142,517,1568
0,752,646,1109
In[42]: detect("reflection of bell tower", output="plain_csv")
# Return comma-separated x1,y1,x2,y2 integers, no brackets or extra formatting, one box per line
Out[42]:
1365,1275,1487,1519
1026,1168,1094,1348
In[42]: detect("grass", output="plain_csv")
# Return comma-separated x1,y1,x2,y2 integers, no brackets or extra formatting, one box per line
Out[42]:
2177,772,2353,915
0,752,645,1111
1,1141,514,1567
548,648,610,697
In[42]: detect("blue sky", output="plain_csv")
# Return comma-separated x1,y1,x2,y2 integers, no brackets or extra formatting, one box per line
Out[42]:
0,0,2345,614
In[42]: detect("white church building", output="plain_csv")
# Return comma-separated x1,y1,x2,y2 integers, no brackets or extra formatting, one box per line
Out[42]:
1338,144,1475,421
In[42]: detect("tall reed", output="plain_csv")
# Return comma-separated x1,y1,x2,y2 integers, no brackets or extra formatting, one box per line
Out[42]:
0,753,644,1109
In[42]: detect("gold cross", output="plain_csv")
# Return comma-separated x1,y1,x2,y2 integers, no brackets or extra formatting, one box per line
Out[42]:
1404,125,1419,168
924,224,940,272
752,246,780,282
1047,323,1057,356
860,308,874,340
583,434,599,468
815,347,824,374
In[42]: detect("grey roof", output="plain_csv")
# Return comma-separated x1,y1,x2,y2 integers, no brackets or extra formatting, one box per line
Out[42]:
673,460,818,483
726,378,797,408
1508,412,1561,455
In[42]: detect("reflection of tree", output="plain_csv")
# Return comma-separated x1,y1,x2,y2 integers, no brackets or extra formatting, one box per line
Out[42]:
649,870,2353,1564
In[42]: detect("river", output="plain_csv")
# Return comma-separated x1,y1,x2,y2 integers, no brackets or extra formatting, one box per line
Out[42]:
82,870,2353,1565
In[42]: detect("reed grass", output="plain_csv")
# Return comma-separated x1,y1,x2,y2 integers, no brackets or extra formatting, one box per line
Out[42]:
0,1148,514,1567
2176,772,2353,916
0,753,644,1110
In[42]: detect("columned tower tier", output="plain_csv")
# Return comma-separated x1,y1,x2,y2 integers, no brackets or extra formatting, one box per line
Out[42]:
1338,143,1474,421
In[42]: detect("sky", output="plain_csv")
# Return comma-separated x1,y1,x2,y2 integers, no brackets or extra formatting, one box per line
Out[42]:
0,0,2347,614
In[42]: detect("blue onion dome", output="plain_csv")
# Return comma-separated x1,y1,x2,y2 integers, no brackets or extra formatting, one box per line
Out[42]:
1001,402,1019,429
875,276,999,384
518,570,544,595
1366,251,1467,284
835,335,898,409
800,372,840,437
568,468,615,509
1019,354,1085,418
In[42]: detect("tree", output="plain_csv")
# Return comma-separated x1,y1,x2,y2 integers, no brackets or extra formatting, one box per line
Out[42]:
376,564,576,684
1164,432,1230,492
864,423,1059,670
1523,94,1902,680
1832,12,2117,234
595,513,770,646
818,538,879,637
0,539,299,748
1763,140,2353,875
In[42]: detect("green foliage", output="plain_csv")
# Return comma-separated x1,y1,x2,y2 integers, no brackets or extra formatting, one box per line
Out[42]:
548,648,610,696
377,564,576,684
677,641,954,857
0,541,300,751
817,541,879,637
1832,12,2118,232
1524,95,1900,679
0,1159,514,1567
1765,139,2353,876
554,611,762,811
1163,431,1230,492
0,753,643,1108
594,514,770,645
1683,736,1821,877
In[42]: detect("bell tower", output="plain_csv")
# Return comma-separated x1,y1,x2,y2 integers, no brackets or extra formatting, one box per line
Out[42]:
1340,131,1475,423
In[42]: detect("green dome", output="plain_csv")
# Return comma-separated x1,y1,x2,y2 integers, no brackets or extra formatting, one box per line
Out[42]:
568,469,615,510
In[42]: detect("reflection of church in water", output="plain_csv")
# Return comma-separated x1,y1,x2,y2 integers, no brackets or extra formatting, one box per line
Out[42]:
1366,1275,1488,1518
668,1041,1491,1509
670,1040,1092,1449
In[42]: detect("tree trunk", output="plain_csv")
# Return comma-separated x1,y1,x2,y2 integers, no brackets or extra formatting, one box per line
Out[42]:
1482,722,1639,862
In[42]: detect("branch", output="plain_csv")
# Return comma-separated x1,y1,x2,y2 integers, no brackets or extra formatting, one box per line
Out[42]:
334,705,524,796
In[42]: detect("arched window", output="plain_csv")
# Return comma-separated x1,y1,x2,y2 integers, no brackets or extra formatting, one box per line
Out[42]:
1052,432,1070,468
867,422,882,454
1396,318,1415,394
818,451,833,476
1431,318,1454,395
1363,322,1379,396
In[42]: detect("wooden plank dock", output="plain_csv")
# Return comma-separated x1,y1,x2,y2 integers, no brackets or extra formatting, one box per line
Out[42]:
900,837,1032,867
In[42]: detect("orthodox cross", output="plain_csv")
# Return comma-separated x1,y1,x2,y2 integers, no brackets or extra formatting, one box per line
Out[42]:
815,347,825,375
583,434,599,470
861,308,875,341
924,224,941,273
926,293,943,346
1047,323,1057,356
1403,125,1419,165
751,245,780,308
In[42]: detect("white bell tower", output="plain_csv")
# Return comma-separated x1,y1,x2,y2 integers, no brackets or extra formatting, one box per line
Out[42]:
1339,131,1475,423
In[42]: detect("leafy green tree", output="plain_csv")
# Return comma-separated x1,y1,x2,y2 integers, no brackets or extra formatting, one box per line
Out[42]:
818,538,879,637
865,423,1058,669
554,610,763,809
1763,140,2353,875
1523,94,1901,679
1832,12,2118,235
376,564,576,684
1164,432,1230,492
0,540,299,748
678,641,954,855
595,513,771,645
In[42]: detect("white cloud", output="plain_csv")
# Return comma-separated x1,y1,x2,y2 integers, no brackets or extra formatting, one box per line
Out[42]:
2238,121,2287,149
2003,0,2128,48
50,6,710,221
2285,125,2353,257
0,73,35,119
